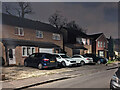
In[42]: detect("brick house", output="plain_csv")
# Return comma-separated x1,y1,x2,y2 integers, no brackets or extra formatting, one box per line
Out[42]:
62,28,92,57
88,33,108,58
1,13,63,66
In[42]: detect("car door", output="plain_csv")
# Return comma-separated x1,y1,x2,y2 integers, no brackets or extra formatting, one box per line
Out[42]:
72,56,82,63
55,55,62,63
28,53,36,66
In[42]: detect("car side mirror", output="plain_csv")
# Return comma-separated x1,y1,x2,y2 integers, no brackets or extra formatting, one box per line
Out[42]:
58,57,61,59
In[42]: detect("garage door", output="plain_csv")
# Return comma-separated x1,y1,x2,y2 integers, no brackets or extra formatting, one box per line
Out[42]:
39,48,53,53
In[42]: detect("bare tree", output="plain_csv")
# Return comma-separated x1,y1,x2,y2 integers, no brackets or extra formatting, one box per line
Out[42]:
66,20,86,33
48,11,67,31
4,2,33,18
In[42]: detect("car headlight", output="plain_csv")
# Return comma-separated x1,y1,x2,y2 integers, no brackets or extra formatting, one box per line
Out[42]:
112,74,119,83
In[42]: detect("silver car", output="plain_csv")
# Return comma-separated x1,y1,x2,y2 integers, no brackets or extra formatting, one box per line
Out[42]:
110,67,120,90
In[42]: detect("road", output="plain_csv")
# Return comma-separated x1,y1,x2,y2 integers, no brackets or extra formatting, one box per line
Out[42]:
29,65,117,88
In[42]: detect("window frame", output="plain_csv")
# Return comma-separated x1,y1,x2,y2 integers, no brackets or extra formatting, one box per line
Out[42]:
98,41,100,47
104,42,106,48
15,27,24,36
36,30,43,38
52,33,61,40
101,42,103,47
22,46,35,57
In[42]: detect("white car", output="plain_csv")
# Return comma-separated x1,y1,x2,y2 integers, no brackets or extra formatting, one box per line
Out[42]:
72,54,93,65
53,53,77,67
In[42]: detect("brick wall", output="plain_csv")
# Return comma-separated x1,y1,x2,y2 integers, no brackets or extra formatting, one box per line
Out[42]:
2,24,63,65
2,25,63,49
96,34,108,54
65,46,72,57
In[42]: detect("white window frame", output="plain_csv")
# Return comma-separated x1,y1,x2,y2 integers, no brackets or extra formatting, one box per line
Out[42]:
36,30,43,38
104,42,106,48
22,46,35,56
15,27,24,36
101,42,103,47
52,33,60,40
98,41,100,47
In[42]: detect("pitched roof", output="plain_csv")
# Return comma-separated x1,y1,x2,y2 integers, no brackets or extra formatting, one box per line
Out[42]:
65,44,88,50
88,33,103,40
2,13,59,33
63,27,87,38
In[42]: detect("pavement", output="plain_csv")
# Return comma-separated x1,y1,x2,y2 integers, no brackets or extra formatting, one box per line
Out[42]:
1,63,120,89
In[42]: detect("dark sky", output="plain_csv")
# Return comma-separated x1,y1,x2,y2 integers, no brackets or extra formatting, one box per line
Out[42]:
3,2,118,38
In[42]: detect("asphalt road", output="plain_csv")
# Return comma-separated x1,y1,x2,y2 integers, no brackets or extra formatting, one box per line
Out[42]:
30,65,117,88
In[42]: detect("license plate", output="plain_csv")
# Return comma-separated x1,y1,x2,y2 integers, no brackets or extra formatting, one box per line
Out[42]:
50,61,55,62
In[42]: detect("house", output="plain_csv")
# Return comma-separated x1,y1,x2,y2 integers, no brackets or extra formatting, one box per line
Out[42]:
62,28,92,57
1,13,63,66
113,39,120,58
88,33,108,58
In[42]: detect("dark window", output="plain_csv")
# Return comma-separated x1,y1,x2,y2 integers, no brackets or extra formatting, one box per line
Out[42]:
72,56,81,58
15,28,18,35
9,49,13,58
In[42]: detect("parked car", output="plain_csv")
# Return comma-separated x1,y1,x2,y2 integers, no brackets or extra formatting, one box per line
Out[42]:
116,57,120,61
72,55,93,66
53,53,76,67
84,53,108,64
24,53,58,69
110,67,120,90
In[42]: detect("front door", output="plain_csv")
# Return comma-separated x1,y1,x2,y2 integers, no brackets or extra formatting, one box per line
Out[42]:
8,49,16,65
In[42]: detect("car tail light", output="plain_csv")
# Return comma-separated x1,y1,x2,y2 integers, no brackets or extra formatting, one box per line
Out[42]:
55,58,57,61
86,58,89,60
44,66,48,68
43,58,49,61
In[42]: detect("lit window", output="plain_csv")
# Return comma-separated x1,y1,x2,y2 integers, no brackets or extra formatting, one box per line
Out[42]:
36,30,43,38
15,27,24,36
53,33,60,40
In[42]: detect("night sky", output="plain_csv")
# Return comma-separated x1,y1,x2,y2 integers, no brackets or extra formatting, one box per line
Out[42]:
2,2,118,38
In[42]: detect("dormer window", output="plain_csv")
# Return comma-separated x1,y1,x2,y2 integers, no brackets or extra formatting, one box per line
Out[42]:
15,27,24,36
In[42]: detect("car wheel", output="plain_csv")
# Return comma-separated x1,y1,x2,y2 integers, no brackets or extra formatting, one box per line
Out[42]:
110,81,114,90
61,61,66,67
24,61,28,67
80,61,85,66
97,60,101,64
38,63,43,70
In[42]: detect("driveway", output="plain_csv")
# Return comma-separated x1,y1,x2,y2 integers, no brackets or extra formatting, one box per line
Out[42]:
2,66,73,81
2,64,117,81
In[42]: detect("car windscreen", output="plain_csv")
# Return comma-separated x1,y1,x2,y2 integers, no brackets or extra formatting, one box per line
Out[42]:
61,55,70,58
55,55,60,58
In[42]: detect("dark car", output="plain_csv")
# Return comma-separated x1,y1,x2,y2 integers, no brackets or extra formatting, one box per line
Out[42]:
24,53,58,69
110,67,120,90
84,53,108,64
